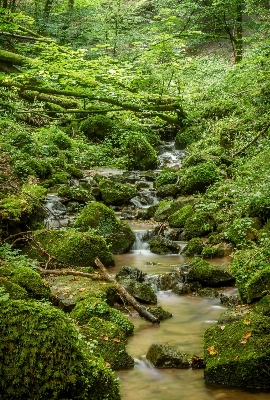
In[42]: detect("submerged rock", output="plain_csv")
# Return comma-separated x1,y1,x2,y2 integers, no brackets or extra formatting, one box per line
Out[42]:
98,178,136,205
116,266,146,283
149,235,180,255
146,306,172,320
146,344,190,368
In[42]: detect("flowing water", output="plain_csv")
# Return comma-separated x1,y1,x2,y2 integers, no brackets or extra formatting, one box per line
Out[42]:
112,232,270,400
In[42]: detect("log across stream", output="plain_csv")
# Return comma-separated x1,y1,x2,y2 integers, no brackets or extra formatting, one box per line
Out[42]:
111,243,270,400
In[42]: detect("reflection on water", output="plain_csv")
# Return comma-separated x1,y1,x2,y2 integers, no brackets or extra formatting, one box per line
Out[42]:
113,255,270,400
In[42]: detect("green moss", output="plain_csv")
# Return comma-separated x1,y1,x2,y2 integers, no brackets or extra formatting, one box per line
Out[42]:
149,236,179,255
10,267,52,300
201,246,219,258
57,184,95,202
204,313,270,389
180,162,221,195
0,300,120,399
70,298,134,335
187,258,234,286
226,217,259,248
174,126,200,150
254,295,270,316
80,317,134,370
168,205,193,227
153,199,184,222
73,202,135,254
184,211,215,240
80,115,114,141
0,184,46,222
184,237,204,256
26,228,115,268
155,170,178,187
146,306,172,320
123,133,158,170
99,179,136,205
229,247,270,303
0,277,28,300
116,277,157,304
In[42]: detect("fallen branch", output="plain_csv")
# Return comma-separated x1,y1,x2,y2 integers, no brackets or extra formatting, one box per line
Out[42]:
36,266,102,280
95,258,160,324
233,120,270,157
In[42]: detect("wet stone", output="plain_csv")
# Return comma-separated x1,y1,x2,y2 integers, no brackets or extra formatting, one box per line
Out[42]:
146,344,191,368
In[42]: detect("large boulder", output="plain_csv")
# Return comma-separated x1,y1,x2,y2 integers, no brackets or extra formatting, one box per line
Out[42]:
186,258,235,287
146,344,190,368
168,204,193,227
116,265,146,282
80,317,134,370
25,228,115,268
98,179,136,205
73,202,135,254
70,297,134,335
149,235,180,255
204,312,270,389
0,300,120,399
184,211,215,240
180,162,221,195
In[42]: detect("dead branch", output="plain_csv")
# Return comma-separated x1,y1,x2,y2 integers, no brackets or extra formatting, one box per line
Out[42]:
95,258,160,324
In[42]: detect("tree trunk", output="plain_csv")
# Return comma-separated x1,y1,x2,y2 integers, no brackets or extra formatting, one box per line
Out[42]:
235,1,243,63
95,258,160,324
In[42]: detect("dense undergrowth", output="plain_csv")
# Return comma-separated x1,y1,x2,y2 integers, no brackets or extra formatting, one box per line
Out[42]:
0,1,270,396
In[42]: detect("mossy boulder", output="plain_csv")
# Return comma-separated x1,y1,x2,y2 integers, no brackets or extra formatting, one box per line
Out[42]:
50,274,118,311
184,211,215,240
80,317,134,370
146,306,172,320
187,258,235,287
146,344,191,368
184,237,204,256
0,300,120,399
98,179,136,205
70,298,134,335
229,248,270,303
26,229,114,268
226,217,259,248
156,183,180,198
149,235,180,255
116,265,146,282
153,200,183,222
204,313,270,389
116,277,157,304
0,184,46,223
254,295,270,316
80,115,114,141
155,170,178,187
201,246,220,258
73,202,135,254
57,184,95,203
0,277,28,300
10,267,52,300
123,133,158,170
168,205,193,228
174,126,200,150
180,162,221,195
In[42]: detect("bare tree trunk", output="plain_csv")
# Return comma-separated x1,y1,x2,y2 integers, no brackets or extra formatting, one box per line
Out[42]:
95,258,160,324
235,1,243,63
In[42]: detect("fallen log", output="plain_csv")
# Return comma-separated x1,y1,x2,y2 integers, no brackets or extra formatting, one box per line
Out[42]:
36,266,102,280
95,258,160,324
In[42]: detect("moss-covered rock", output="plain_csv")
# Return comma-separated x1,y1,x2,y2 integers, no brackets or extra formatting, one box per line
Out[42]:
184,237,204,256
201,246,220,258
123,133,158,170
80,115,114,141
73,202,135,254
80,317,134,370
229,248,270,303
0,184,46,223
146,344,191,368
50,274,118,311
254,295,270,316
226,217,259,248
57,184,95,203
184,211,215,240
0,300,120,399
0,277,28,300
204,313,270,389
153,200,184,222
10,267,52,300
115,265,146,282
116,277,157,304
156,183,180,198
187,258,235,287
155,170,178,187
180,162,221,195
149,235,180,255
174,126,200,150
70,297,134,335
98,179,136,205
26,229,114,268
146,306,172,320
168,205,193,228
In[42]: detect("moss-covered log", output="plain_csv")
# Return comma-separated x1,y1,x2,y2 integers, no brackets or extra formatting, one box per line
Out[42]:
0,49,31,66
19,90,79,109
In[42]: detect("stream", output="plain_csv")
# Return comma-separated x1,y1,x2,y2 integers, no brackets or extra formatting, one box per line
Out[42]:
44,141,269,399
113,233,270,400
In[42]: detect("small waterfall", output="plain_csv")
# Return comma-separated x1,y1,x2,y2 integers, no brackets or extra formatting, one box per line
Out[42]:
131,230,153,251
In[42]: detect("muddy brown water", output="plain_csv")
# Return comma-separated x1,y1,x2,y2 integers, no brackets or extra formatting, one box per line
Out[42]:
112,248,270,400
